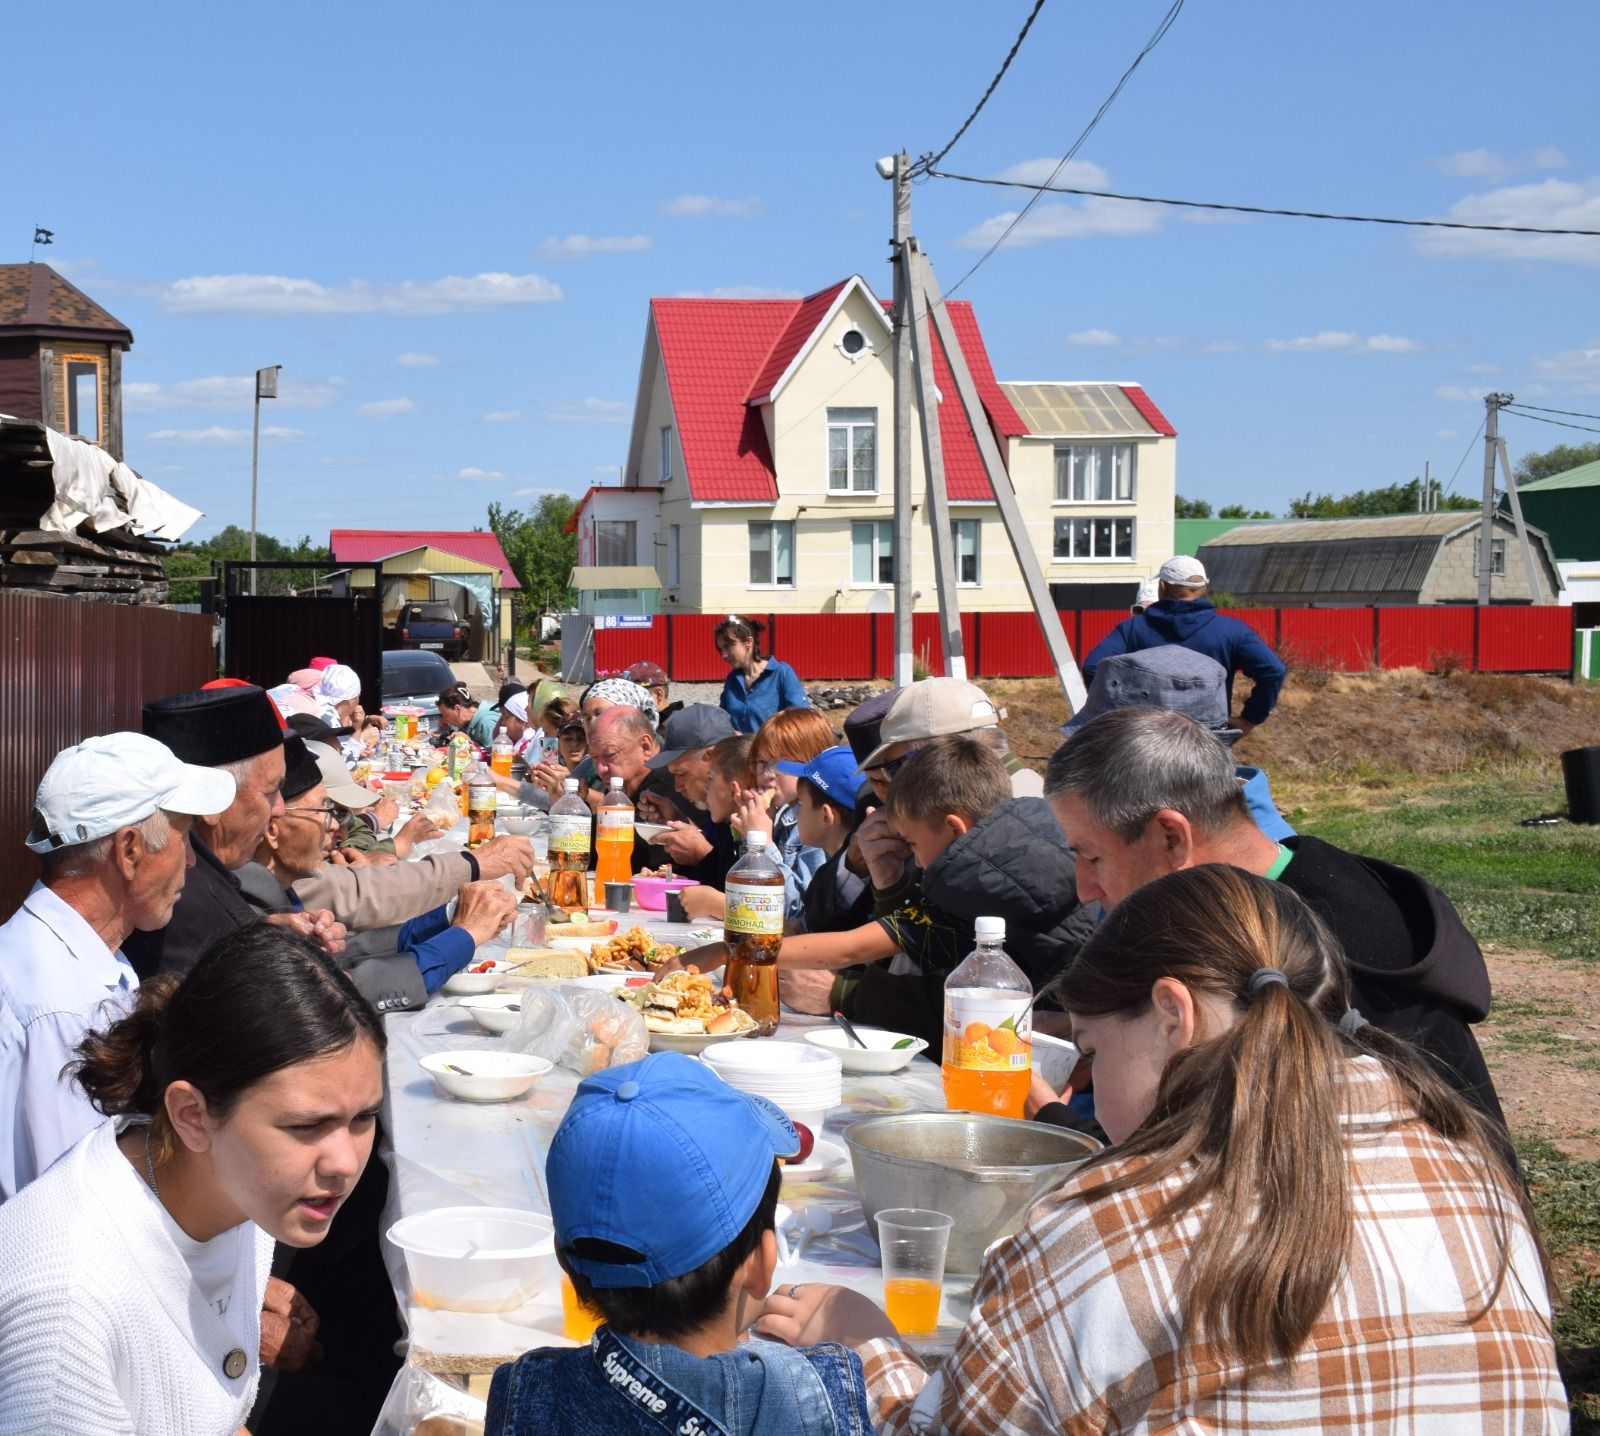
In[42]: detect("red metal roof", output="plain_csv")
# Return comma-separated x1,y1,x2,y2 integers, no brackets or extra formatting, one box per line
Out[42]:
744,280,849,403
1120,384,1177,437
329,529,522,588
652,283,1026,504
651,298,793,502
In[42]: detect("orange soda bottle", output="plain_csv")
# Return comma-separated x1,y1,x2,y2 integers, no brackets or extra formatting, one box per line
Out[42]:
594,776,635,888
941,916,1032,1119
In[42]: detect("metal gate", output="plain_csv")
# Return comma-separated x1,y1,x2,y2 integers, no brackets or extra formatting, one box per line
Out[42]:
219,561,386,713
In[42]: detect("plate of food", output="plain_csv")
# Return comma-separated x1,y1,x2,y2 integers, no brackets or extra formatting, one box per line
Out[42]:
587,925,684,974
442,958,521,996
616,971,758,1053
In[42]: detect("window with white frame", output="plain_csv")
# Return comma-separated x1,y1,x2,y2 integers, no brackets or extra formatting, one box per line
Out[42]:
667,524,681,588
595,520,637,567
66,359,101,444
851,520,894,585
659,425,674,482
951,519,980,585
827,408,877,493
1053,443,1136,502
1053,516,1135,560
1473,538,1507,577
748,521,794,587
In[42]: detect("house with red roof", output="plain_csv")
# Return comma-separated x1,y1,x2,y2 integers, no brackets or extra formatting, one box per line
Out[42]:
573,274,1176,617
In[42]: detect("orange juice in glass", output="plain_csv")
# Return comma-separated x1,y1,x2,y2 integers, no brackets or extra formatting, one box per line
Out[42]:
875,1208,952,1337
884,1277,943,1335
560,1272,602,1342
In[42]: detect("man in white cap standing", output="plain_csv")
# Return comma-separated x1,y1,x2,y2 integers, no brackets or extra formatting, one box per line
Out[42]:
1082,554,1287,733
0,733,235,1199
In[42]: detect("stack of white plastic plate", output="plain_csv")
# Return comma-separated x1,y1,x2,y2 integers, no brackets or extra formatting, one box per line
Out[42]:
701,1040,843,1134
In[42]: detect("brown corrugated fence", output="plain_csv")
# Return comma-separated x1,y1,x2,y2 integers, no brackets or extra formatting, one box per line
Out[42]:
0,593,216,920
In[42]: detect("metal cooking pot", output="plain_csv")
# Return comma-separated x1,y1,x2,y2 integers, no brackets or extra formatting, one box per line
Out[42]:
845,1112,1100,1275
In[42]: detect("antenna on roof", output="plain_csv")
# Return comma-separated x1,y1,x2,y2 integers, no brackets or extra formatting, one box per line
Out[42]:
30,227,53,263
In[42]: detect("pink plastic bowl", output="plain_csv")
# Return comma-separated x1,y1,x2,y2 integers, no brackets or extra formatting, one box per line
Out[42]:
631,875,697,911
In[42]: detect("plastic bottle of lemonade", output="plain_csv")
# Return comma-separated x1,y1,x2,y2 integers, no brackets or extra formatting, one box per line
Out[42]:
547,778,592,911
491,733,515,777
595,777,635,888
466,763,497,848
942,916,1032,1119
723,830,783,1036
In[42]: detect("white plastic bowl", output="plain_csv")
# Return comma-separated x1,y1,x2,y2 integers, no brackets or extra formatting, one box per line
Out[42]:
803,1026,929,1075
420,1050,552,1102
702,1040,843,1082
442,960,519,996
386,1206,555,1313
1031,1032,1083,1093
647,1027,755,1056
457,994,526,1035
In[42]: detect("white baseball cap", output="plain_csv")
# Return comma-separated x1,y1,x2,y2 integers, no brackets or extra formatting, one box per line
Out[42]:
26,732,237,854
1134,577,1162,609
859,678,1000,771
1158,555,1207,585
309,741,378,810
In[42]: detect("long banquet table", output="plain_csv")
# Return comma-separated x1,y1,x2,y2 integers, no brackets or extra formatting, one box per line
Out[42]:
377,908,964,1392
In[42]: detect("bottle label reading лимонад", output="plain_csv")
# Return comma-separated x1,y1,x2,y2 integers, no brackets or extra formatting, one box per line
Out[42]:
724,883,784,936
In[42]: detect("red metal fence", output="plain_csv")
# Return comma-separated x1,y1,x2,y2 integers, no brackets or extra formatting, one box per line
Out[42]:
1,594,216,920
595,606,1576,683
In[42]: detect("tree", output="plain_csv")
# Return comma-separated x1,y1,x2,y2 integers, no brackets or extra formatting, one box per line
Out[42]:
163,526,332,602
1287,478,1476,518
1174,494,1213,518
1217,503,1275,519
1514,442,1600,485
487,497,578,630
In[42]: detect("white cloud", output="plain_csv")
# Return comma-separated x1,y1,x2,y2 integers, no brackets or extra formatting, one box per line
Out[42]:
1435,429,1459,440
991,157,1111,190
395,352,439,367
513,486,573,498
156,271,563,316
1434,384,1492,404
539,398,630,424
455,466,504,481
1200,338,1246,354
1066,328,1119,347
145,425,310,446
662,194,762,219
1415,176,1600,265
1431,146,1570,181
955,195,1161,250
671,285,802,300
357,397,417,418
1265,331,1421,354
1532,342,1600,393
124,374,342,412
539,233,653,257
482,409,524,423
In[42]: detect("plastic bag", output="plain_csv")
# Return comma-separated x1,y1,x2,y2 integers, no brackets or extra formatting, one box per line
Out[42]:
369,1363,486,1436
508,986,648,1076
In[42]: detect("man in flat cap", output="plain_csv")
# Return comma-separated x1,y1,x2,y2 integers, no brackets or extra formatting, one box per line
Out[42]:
0,732,234,1199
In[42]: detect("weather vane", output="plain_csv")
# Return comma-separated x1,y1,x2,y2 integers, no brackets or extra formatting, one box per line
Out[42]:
30,226,53,263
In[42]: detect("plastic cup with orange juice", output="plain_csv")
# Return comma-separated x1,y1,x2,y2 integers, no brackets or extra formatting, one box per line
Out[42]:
874,1208,952,1337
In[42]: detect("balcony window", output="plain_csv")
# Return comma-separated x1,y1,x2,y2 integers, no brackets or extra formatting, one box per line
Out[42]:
1053,443,1136,502
595,520,637,567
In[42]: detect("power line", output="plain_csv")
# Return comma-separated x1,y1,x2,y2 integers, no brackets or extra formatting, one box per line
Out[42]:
1442,418,1486,497
1502,406,1600,436
911,0,1049,178
941,0,1187,303
1503,400,1600,423
926,169,1600,238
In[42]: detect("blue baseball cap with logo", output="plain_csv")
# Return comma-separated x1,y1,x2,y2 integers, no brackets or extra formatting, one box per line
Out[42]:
547,1052,798,1288
774,744,860,806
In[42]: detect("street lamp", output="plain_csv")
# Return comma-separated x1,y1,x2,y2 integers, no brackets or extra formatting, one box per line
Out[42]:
250,364,281,595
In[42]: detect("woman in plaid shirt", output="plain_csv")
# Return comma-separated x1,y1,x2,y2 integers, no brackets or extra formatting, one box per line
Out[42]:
760,865,1567,1432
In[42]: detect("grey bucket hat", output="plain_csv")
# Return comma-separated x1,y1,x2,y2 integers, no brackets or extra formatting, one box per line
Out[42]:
1062,646,1242,744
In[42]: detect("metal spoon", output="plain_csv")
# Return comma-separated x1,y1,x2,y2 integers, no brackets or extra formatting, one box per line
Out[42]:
831,1010,868,1049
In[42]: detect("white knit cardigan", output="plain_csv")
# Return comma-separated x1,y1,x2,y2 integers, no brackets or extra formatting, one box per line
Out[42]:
0,1120,273,1435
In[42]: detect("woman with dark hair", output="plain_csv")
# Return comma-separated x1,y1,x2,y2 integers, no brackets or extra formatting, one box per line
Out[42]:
0,924,386,1435
714,615,808,734
760,866,1565,1431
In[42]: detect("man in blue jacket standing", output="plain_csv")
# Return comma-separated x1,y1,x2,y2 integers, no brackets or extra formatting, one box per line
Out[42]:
1082,555,1286,732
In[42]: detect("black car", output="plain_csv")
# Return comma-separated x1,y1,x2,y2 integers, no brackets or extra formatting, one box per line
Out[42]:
381,649,456,725
392,601,468,660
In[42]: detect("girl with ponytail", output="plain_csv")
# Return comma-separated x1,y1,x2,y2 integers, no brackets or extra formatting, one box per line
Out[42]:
0,924,385,1436
758,865,1566,1431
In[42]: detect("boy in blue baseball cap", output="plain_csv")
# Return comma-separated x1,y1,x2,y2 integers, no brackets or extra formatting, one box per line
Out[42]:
776,745,874,935
485,1052,873,1436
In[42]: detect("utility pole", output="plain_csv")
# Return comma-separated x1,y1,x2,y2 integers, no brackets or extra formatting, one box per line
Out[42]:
250,364,281,596
1476,393,1511,606
1496,436,1542,599
888,153,916,685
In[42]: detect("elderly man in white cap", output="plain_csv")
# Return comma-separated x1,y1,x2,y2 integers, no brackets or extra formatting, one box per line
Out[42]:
1081,554,1287,733
0,733,235,1199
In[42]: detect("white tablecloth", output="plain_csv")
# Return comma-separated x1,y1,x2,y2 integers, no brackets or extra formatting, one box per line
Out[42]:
378,911,961,1375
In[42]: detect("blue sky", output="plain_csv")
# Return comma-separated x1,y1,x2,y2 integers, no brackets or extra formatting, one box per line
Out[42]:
9,0,1596,543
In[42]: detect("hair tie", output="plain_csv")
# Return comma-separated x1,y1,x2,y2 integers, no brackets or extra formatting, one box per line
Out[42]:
1244,968,1289,1000
1337,1008,1369,1037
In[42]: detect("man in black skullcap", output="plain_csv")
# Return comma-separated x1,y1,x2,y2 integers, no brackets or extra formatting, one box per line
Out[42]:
123,684,346,977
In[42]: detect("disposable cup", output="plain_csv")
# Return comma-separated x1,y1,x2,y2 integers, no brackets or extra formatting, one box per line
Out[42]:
875,1208,952,1336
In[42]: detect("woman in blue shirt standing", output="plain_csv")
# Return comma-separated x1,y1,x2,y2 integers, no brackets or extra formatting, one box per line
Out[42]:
716,615,809,733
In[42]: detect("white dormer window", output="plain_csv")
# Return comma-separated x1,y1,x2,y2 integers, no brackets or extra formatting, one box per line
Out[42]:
827,408,877,493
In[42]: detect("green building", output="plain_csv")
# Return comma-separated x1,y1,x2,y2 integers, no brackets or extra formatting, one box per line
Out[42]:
1508,458,1600,625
